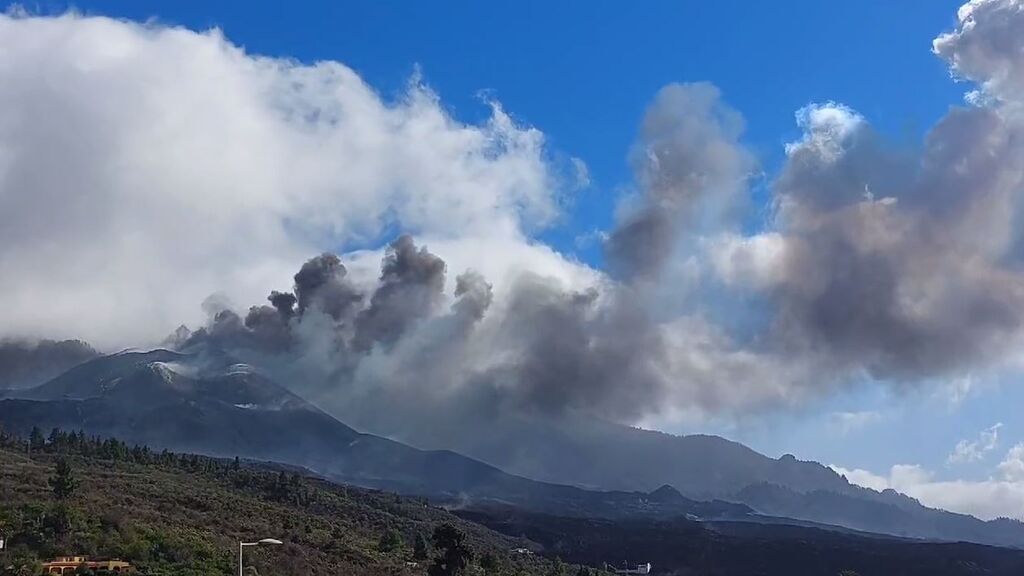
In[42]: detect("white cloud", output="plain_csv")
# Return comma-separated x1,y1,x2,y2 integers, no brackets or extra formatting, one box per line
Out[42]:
707,232,787,290
908,478,1024,521
889,463,935,489
933,0,1024,103
784,102,865,162
832,442,1024,521
829,465,891,492
0,12,591,349
947,422,1002,464
829,463,944,497
998,442,1024,481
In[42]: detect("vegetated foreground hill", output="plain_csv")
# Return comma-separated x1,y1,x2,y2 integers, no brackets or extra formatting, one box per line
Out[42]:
7,436,1024,576
459,507,1024,576
0,441,569,576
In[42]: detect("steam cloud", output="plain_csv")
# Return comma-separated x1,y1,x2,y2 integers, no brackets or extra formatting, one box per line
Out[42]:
3,0,1024,437
0,10,590,348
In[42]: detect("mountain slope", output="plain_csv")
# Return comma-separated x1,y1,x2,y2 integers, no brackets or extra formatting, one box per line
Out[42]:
6,349,1024,549
735,482,1024,549
328,393,1024,548
0,350,745,522
459,507,1024,576
1,350,519,496
361,408,851,497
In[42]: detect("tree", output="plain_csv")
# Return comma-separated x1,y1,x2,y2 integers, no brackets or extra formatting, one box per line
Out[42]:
548,557,566,576
576,566,591,576
49,458,79,500
1,545,42,576
428,523,473,576
377,528,403,553
29,427,45,453
479,551,499,573
47,428,62,448
413,532,430,561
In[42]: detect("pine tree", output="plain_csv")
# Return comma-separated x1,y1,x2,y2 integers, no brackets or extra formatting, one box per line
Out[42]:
49,458,79,500
29,427,45,453
413,532,430,561
377,527,403,553
428,523,473,576
480,551,499,573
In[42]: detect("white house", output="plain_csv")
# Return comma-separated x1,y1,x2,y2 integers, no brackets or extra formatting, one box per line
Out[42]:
612,562,652,575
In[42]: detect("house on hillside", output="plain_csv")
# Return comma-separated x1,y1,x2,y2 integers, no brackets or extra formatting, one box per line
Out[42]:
607,562,652,575
42,556,133,574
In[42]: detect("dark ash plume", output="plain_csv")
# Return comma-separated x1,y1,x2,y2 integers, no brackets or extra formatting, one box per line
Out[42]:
243,304,293,351
353,235,446,352
268,291,297,318
766,100,1024,380
293,253,362,321
479,276,665,420
179,236,451,362
606,82,753,280
452,270,493,323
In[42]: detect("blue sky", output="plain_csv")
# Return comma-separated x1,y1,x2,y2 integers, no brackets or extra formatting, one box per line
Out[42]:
6,0,1022,516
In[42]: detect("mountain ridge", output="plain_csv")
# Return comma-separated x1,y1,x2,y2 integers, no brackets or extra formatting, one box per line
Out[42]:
3,348,1023,549
0,351,749,523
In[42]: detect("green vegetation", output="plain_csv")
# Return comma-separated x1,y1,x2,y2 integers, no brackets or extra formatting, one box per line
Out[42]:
427,524,472,576
0,427,601,575
546,558,565,576
413,532,430,562
48,459,79,501
378,528,404,554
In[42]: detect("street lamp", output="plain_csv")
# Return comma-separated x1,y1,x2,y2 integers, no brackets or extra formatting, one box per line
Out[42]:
238,538,282,576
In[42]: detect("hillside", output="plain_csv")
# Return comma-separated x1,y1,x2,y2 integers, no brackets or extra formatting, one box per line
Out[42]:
0,437,574,576
370,411,850,498
734,482,1024,548
460,508,1024,576
6,349,1024,550
9,434,1024,576
0,350,570,500
0,350,755,525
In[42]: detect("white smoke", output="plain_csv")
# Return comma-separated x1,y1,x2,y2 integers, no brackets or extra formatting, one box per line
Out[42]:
0,11,592,349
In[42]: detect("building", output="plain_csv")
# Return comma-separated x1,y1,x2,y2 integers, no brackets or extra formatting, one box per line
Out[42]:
42,556,133,574
609,562,652,575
